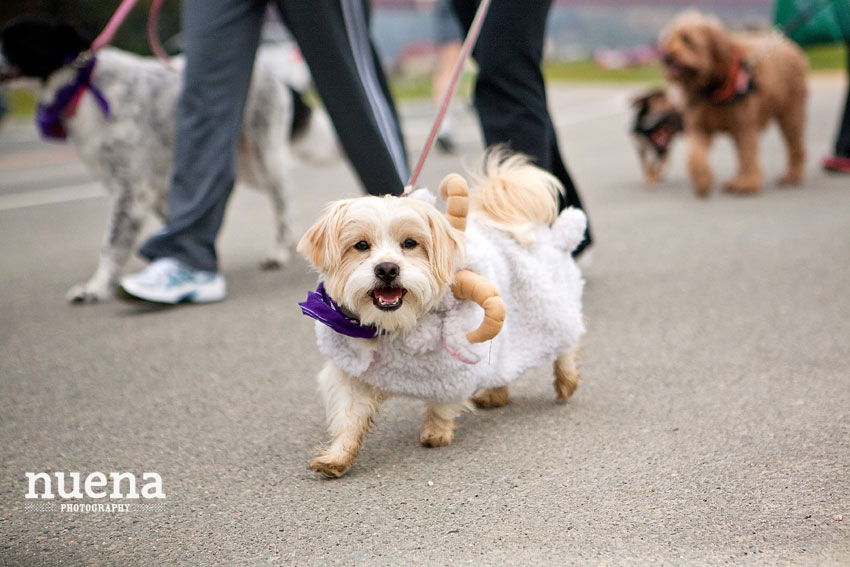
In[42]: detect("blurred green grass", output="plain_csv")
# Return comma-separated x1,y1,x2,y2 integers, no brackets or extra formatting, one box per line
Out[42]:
3,88,37,117
391,42,846,100
4,44,846,116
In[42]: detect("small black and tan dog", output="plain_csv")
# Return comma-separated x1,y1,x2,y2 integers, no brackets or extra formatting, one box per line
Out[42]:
630,88,684,186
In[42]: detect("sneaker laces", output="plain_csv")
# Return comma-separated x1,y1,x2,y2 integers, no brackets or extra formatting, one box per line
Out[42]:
134,258,189,286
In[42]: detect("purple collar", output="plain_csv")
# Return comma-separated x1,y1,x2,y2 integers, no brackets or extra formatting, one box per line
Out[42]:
299,282,379,339
36,56,110,140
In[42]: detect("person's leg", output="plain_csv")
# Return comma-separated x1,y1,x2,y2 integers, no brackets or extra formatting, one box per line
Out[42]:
276,0,408,195
834,42,850,157
823,42,850,173
451,0,592,251
433,0,464,152
546,118,592,255
453,0,551,162
138,0,266,271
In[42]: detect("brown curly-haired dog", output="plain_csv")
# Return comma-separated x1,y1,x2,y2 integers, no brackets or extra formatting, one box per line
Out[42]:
659,11,809,196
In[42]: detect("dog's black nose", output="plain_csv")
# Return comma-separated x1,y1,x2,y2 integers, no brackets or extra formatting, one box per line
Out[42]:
374,262,399,283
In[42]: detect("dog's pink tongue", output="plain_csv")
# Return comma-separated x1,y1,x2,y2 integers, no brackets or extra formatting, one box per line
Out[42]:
375,287,402,303
666,64,682,79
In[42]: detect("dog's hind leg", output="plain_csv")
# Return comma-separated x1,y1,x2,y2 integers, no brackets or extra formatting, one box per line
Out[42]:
776,103,806,186
310,362,385,478
554,349,581,402
245,147,295,270
471,386,510,409
420,402,469,447
67,188,146,303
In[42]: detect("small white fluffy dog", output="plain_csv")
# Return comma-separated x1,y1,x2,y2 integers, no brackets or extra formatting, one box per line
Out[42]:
297,153,587,478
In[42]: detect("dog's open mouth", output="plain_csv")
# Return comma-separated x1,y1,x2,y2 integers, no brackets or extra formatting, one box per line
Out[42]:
370,286,406,311
662,60,694,81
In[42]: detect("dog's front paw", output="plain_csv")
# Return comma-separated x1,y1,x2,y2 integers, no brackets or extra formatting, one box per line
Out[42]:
777,171,803,186
420,425,455,448
309,451,354,479
723,176,761,195
66,282,113,304
688,159,713,197
691,173,713,197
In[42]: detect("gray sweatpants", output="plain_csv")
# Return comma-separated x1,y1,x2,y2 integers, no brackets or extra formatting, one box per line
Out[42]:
140,0,409,271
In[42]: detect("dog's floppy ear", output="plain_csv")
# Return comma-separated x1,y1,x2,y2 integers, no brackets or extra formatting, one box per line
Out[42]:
705,21,734,83
422,206,465,286
1,18,92,80
54,21,93,59
631,89,658,110
297,201,351,272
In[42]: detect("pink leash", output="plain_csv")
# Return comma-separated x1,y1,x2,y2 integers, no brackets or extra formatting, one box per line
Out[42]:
89,0,141,52
88,0,174,70
405,0,492,192
147,0,175,70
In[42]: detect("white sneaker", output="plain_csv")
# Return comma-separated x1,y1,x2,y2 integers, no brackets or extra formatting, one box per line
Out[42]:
119,258,226,304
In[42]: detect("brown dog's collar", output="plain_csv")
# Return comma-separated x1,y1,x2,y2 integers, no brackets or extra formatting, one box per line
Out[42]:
703,48,756,105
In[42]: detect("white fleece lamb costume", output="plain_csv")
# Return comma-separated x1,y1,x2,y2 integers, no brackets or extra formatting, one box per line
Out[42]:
315,204,587,403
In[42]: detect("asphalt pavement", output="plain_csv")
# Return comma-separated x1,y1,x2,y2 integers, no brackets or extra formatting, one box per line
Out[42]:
1,77,849,566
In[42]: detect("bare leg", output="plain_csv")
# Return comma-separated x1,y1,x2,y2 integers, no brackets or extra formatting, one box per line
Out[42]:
310,362,384,478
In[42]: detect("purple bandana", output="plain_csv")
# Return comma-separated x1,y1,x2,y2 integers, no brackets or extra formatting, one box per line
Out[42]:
36,56,110,140
299,282,379,339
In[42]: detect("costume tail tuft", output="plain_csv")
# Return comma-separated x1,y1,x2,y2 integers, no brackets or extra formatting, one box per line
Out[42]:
467,147,564,246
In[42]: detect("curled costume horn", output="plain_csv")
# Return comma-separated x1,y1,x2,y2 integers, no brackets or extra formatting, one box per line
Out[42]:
438,174,506,344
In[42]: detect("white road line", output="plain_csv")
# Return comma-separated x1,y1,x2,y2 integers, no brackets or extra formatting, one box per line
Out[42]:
404,93,629,137
553,93,631,128
0,183,106,211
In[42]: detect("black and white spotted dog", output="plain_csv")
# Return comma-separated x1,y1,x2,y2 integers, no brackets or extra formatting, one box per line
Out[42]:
0,18,338,302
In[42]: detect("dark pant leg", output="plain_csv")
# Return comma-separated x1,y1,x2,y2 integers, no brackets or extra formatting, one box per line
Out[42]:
276,0,408,195
451,0,592,252
835,42,850,156
139,0,266,271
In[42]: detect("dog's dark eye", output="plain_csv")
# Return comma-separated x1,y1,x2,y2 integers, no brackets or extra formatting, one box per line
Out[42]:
681,33,694,47
402,238,418,249
354,240,370,251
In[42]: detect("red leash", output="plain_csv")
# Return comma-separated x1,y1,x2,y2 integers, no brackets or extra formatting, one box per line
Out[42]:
405,0,492,193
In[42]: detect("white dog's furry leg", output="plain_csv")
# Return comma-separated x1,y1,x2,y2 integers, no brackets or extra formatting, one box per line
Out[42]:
310,361,384,478
67,189,145,303
420,401,469,448
554,349,581,402
259,177,295,270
